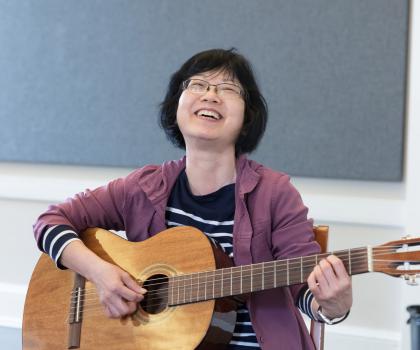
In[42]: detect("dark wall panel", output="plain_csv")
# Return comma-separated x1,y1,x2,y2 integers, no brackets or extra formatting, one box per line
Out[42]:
0,0,408,181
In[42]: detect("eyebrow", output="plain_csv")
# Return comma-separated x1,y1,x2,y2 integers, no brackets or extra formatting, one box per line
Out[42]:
194,74,237,84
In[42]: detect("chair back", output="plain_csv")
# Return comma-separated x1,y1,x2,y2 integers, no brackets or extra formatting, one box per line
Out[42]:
310,225,329,350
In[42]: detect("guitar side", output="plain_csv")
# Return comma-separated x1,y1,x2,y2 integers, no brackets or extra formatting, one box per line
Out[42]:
22,227,230,350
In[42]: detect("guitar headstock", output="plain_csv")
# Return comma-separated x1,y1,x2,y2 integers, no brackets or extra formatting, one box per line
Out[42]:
372,236,420,285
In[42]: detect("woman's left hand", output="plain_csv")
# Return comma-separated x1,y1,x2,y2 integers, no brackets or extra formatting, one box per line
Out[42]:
307,255,353,319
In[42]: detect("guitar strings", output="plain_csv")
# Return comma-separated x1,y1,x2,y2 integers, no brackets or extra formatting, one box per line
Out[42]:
67,247,418,308
67,246,414,301
67,258,420,321
68,249,370,300
69,259,414,312
66,249,417,317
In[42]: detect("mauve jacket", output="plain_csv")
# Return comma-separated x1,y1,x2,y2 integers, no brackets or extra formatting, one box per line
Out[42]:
33,155,320,350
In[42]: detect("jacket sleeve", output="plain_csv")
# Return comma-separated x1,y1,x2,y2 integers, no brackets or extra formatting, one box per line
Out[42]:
33,171,137,251
270,174,321,304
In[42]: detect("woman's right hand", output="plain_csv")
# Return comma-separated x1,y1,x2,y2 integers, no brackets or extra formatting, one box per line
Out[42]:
60,240,147,319
90,261,147,318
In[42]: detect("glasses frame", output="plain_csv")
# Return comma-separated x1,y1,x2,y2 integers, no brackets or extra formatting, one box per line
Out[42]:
182,78,246,99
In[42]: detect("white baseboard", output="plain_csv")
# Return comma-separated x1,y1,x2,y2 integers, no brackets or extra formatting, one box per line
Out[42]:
324,325,400,350
0,283,27,329
303,317,400,350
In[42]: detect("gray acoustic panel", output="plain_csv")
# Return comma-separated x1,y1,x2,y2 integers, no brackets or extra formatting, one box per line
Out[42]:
0,0,408,181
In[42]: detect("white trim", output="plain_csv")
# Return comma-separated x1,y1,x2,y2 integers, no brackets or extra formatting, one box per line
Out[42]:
0,283,27,329
302,318,401,348
0,159,406,228
325,324,401,343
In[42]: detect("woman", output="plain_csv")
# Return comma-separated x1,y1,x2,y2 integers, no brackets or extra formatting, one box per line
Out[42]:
33,48,352,349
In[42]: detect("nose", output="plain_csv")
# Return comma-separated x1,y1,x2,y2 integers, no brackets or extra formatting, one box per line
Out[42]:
200,85,221,103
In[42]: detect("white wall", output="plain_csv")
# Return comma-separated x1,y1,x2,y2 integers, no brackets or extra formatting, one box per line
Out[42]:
1,2,420,349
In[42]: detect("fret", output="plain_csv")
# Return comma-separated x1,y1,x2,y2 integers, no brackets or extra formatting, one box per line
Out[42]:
221,269,224,297
200,272,206,301
169,247,370,306
183,275,186,304
230,267,233,296
231,266,241,296
250,264,253,291
252,263,263,291
274,261,276,288
196,272,200,301
204,271,207,301
169,277,173,305
212,270,215,299
213,270,222,298
189,273,193,303
177,276,180,305
303,255,317,282
240,265,243,294
241,265,252,294
264,261,275,290
262,262,265,290
190,273,196,302
348,249,352,274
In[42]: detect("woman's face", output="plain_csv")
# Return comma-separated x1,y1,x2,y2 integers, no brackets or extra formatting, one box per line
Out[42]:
176,70,245,153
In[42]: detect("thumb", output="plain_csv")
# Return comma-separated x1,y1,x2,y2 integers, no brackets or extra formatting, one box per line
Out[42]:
121,273,145,294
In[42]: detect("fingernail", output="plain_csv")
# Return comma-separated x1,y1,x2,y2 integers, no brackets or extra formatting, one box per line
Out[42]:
140,288,147,294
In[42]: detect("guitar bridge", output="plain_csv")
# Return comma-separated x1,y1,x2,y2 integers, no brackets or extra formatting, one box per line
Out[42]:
68,273,86,349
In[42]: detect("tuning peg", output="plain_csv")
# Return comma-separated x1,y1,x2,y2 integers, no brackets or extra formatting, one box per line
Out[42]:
404,274,418,286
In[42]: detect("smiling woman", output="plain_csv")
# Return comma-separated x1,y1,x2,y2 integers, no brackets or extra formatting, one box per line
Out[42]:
159,49,268,156
32,48,352,350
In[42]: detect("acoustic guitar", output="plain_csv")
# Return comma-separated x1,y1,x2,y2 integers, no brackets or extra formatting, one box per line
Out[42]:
22,226,420,349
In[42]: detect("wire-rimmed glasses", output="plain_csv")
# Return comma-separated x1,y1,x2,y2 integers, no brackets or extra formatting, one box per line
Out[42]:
182,78,245,99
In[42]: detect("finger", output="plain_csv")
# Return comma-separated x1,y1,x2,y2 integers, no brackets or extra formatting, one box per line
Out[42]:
106,303,122,319
126,301,139,315
307,271,321,298
318,259,339,287
111,297,134,317
121,274,147,301
326,255,349,278
103,305,112,318
313,264,330,292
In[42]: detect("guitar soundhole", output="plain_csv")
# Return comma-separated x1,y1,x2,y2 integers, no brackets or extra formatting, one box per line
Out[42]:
140,274,168,314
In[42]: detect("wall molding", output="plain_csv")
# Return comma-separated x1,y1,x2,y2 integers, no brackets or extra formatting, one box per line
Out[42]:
0,283,27,329
0,162,406,228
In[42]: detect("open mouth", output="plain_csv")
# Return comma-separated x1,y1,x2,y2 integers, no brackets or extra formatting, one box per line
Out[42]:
194,109,223,120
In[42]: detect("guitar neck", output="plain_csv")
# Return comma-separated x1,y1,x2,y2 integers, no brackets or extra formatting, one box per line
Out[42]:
168,247,369,306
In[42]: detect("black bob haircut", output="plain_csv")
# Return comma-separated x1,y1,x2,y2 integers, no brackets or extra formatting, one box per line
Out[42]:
159,48,268,155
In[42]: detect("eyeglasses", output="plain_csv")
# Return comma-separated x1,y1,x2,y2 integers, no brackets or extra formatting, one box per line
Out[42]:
182,78,246,99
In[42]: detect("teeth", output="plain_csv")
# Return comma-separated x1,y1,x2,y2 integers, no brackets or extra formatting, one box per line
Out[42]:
197,109,222,120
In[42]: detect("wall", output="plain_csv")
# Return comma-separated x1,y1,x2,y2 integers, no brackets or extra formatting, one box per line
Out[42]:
1,2,419,349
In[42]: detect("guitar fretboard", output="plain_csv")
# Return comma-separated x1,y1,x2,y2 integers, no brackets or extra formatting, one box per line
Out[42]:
168,247,369,306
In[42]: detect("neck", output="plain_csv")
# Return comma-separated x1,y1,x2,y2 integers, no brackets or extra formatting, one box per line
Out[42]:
184,148,237,196
168,247,370,306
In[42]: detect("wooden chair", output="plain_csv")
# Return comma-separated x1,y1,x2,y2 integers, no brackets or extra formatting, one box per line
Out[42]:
310,225,329,350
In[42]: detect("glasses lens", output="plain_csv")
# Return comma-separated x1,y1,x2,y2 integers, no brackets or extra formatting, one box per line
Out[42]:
183,79,244,98
218,83,242,97
187,79,208,93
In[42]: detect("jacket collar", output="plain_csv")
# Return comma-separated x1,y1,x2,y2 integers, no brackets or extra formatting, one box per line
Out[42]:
139,154,261,206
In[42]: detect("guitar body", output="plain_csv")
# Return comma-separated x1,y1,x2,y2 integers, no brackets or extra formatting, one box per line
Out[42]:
23,227,238,350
